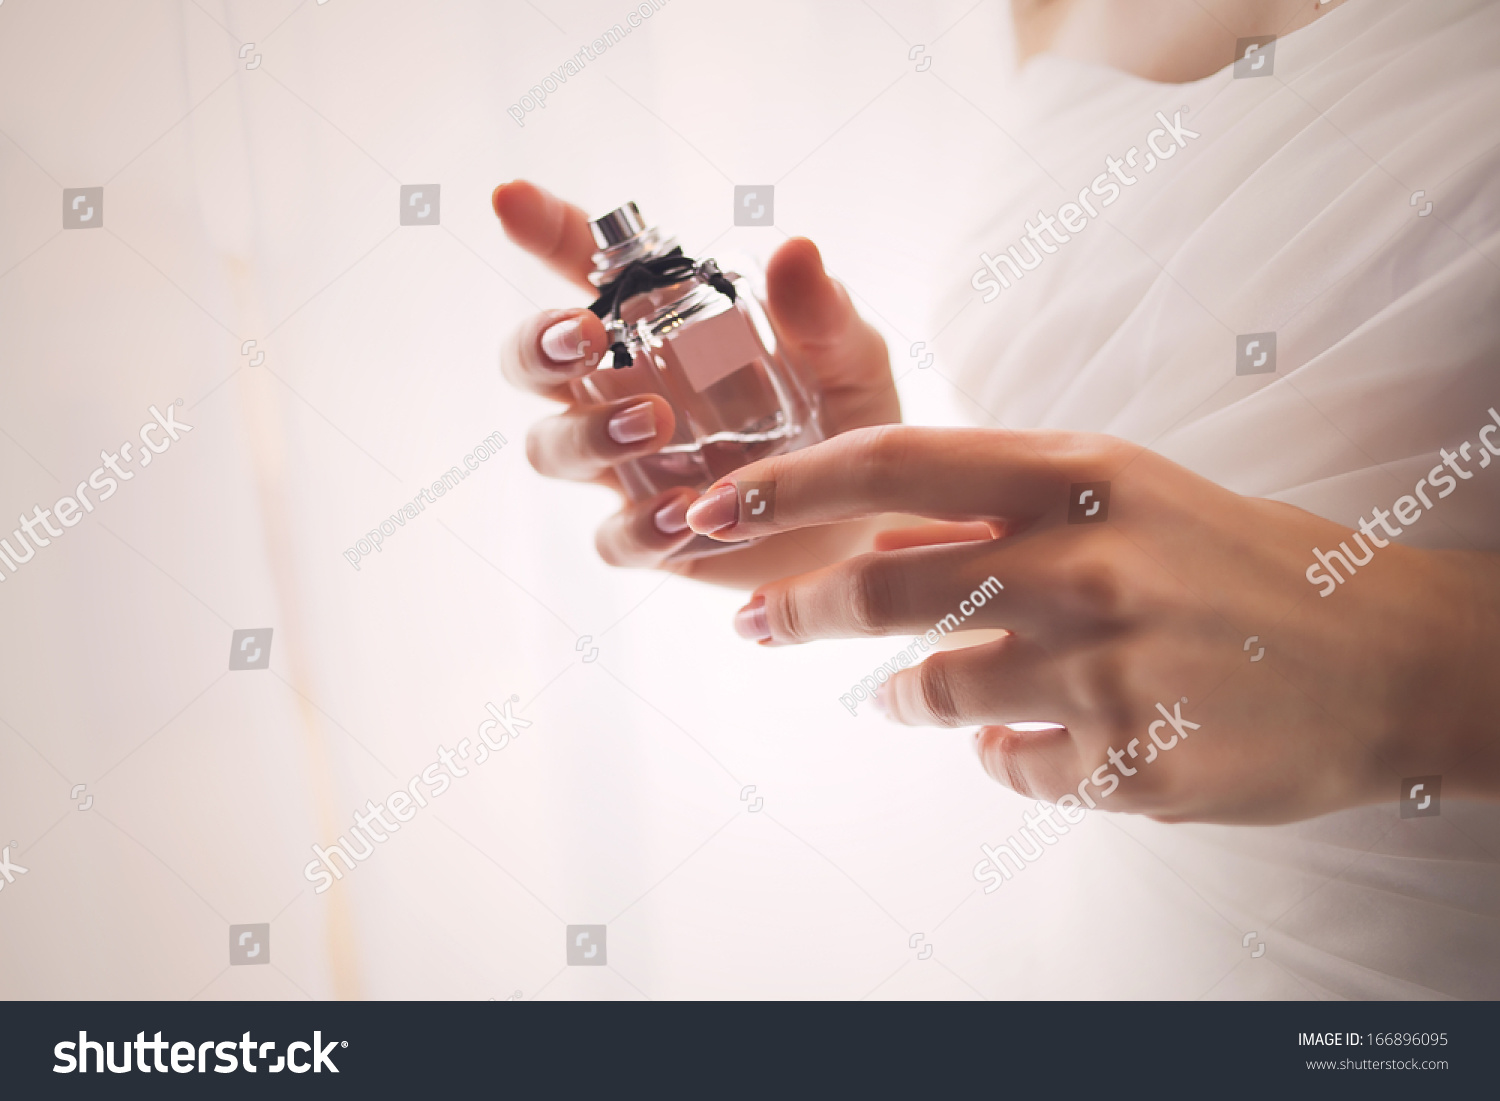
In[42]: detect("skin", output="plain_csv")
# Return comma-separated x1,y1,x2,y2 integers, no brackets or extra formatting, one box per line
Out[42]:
687,427,1500,824
1011,0,1348,84
495,0,1499,824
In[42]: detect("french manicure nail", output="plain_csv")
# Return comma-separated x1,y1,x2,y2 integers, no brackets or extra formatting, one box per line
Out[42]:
734,596,771,642
873,685,890,715
608,401,656,445
654,498,689,535
539,316,587,363
685,483,739,534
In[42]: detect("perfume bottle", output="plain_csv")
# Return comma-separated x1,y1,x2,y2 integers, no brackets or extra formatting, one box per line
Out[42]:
571,202,824,558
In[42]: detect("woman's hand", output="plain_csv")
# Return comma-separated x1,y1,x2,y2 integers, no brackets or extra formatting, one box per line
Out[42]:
492,180,900,587
685,425,1500,824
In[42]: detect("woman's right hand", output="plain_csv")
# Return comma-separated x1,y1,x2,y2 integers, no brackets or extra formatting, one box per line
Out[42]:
492,180,902,588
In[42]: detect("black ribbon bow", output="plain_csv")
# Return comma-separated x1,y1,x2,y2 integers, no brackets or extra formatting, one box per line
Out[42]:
588,247,737,367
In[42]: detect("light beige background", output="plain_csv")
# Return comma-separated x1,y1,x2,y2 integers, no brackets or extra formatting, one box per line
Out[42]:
0,0,1354,999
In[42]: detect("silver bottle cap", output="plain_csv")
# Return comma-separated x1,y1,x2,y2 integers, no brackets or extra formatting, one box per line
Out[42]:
590,203,647,248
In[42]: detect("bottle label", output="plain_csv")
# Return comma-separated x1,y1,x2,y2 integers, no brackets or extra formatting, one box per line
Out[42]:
667,305,763,393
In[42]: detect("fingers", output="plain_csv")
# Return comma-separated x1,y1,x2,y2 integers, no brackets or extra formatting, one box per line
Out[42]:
491,181,700,568
876,631,1099,807
764,239,893,425
877,635,1076,729
594,489,701,568
502,309,610,399
737,542,1028,644
973,724,1087,802
685,425,1087,541
526,395,676,482
491,180,600,293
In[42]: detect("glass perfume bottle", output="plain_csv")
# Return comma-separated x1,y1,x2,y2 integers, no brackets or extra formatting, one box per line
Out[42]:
571,202,824,558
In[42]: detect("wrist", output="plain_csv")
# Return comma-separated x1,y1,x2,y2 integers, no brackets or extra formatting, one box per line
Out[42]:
1387,548,1500,801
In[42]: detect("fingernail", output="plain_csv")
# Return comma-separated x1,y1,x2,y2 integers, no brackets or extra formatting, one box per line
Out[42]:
654,497,689,535
540,316,587,363
873,685,889,715
734,596,771,642
608,401,656,445
686,483,739,534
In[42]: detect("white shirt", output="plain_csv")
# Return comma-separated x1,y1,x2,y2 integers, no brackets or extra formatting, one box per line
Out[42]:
940,0,1500,997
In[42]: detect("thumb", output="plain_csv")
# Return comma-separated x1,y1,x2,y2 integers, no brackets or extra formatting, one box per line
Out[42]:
765,238,895,428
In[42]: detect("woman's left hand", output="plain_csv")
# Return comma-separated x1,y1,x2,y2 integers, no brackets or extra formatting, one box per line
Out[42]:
685,425,1500,824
